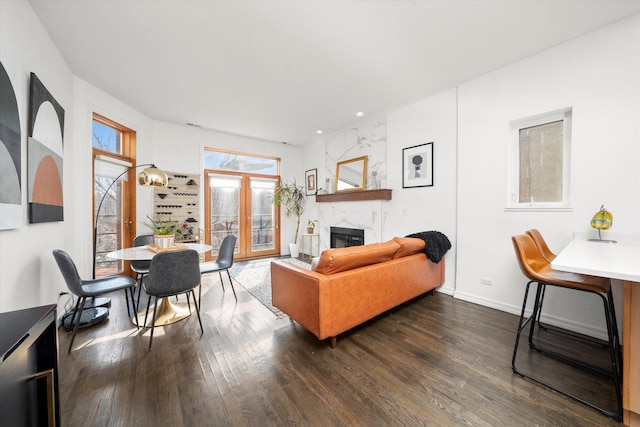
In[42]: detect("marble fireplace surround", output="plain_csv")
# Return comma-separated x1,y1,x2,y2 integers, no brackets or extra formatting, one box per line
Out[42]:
313,116,389,253
316,199,390,252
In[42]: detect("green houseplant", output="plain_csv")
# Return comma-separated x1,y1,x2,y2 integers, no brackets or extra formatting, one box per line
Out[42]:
271,180,306,257
306,219,318,234
141,215,182,249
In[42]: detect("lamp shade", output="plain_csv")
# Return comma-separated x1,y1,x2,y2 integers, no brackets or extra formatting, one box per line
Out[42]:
138,165,168,188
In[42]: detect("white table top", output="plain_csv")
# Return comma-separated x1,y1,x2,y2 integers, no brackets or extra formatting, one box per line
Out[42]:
551,238,640,283
106,243,212,261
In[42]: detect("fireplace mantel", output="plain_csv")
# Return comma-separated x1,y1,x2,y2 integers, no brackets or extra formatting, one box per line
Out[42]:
315,189,392,203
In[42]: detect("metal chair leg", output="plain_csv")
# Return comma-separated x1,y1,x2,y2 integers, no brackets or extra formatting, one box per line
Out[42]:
67,296,85,353
226,269,237,301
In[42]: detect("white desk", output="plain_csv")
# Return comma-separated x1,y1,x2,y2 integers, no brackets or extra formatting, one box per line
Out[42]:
107,243,212,327
552,239,640,426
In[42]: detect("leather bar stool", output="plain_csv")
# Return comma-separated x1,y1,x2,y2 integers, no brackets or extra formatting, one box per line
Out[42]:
511,233,622,420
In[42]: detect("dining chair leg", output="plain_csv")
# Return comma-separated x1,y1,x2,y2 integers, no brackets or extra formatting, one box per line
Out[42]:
67,296,86,353
192,289,204,334
128,288,139,328
218,271,226,291
136,274,144,311
124,289,131,317
226,269,237,301
149,297,159,350
143,295,152,328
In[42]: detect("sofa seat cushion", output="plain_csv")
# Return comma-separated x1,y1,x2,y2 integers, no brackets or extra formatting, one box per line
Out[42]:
392,237,425,258
314,240,400,275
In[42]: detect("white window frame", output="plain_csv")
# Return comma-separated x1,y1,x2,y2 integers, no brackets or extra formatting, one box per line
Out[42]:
506,108,572,212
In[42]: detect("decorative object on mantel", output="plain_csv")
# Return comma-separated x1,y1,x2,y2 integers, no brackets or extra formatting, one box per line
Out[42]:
305,168,317,196
371,170,380,189
271,180,306,258
589,204,617,243
307,219,318,234
403,142,433,188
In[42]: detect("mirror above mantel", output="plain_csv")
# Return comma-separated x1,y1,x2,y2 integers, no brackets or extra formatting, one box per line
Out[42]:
335,156,367,192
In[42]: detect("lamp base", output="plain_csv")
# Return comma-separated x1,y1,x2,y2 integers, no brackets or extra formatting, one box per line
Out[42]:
587,238,618,244
62,297,111,331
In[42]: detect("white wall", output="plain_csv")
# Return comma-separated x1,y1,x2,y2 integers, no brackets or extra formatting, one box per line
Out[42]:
456,14,640,338
0,1,73,311
150,122,303,254
386,89,458,295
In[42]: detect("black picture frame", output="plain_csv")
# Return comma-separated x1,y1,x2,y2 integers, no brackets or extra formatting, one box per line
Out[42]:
402,142,433,188
305,168,317,196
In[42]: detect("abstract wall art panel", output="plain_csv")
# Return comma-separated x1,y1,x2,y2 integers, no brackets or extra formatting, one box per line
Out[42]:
27,73,65,223
28,137,63,223
0,54,23,230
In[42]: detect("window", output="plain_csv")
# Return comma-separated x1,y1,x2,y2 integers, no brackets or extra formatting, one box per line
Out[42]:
508,109,571,210
92,114,136,277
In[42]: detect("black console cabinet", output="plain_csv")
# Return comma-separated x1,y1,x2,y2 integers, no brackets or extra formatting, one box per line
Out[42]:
0,305,60,426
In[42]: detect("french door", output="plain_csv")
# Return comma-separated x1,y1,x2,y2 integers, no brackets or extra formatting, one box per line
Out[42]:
205,170,280,260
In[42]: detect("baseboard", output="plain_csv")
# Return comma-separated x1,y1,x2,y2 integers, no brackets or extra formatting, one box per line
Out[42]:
452,290,609,341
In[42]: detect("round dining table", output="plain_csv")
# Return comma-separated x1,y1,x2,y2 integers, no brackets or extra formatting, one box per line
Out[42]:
107,243,212,327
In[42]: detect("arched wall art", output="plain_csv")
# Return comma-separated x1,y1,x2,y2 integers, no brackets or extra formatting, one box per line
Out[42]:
0,55,23,230
27,72,65,223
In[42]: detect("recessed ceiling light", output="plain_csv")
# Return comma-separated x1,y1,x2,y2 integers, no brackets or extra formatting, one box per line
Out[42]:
316,130,324,135
355,111,365,118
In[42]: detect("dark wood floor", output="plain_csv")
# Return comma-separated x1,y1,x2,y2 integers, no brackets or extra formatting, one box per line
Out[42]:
57,267,622,426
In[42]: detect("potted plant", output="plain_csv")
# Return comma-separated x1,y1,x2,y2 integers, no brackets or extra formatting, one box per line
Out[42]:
271,180,306,258
307,219,318,234
141,215,182,249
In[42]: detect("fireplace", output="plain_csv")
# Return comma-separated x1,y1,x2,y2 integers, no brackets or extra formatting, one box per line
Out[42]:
330,227,364,248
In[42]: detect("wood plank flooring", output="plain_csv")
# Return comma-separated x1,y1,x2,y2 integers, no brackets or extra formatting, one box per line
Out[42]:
57,264,622,426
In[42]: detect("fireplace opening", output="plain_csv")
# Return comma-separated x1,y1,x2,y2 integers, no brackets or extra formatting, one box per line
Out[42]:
330,227,364,248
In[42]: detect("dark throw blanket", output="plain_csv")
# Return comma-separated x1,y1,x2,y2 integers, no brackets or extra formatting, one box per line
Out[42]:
405,231,451,263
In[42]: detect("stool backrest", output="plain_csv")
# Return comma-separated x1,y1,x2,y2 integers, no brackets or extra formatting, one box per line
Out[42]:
512,234,549,283
525,229,556,263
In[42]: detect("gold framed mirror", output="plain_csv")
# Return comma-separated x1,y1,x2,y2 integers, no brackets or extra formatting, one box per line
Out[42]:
335,156,367,192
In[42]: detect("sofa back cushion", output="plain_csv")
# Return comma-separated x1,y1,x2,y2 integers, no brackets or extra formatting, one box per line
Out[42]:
315,240,400,275
392,237,425,259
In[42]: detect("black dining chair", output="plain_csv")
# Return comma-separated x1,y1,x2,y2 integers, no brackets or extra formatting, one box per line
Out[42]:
53,249,138,353
142,249,203,349
199,234,237,302
131,234,154,310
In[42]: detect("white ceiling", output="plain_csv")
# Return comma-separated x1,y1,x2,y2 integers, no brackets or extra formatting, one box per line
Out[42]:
28,0,640,146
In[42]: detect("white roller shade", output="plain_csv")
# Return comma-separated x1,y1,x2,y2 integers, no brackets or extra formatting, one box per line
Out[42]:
94,154,132,181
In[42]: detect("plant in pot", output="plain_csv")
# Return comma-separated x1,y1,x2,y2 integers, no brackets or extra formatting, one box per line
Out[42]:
141,215,182,249
271,180,306,258
307,219,318,234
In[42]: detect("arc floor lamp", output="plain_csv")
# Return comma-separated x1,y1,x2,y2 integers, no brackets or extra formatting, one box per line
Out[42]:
64,161,168,331
93,162,168,278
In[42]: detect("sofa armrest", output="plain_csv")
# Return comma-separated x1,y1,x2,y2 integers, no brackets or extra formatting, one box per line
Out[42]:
271,260,327,338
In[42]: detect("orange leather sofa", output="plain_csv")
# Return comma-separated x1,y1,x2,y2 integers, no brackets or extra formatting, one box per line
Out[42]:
270,237,445,348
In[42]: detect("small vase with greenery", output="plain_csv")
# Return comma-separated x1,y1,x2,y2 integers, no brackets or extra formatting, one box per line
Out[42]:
142,215,182,249
306,219,318,234
271,180,306,257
